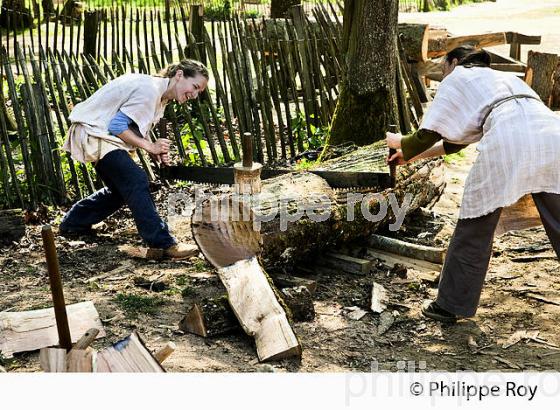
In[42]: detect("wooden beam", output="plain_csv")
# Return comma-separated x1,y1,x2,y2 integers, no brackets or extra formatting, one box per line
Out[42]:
368,234,446,264
365,248,443,272
321,252,372,275
428,32,507,58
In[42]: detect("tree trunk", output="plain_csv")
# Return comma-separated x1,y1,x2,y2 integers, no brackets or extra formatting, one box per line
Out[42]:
270,0,301,18
552,62,560,110
327,0,399,147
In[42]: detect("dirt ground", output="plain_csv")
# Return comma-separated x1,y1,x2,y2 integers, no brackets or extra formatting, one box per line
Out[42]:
2,0,560,373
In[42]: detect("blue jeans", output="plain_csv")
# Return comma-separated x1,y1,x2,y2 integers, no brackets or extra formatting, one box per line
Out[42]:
60,149,176,249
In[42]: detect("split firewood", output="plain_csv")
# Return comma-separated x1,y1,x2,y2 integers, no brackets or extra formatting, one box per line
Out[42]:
179,297,239,338
72,328,100,351
118,245,165,260
84,261,134,284
368,234,446,264
153,342,176,364
96,332,165,372
371,282,388,314
39,348,67,372
217,257,301,362
0,209,25,245
66,349,94,372
0,301,105,358
511,254,558,263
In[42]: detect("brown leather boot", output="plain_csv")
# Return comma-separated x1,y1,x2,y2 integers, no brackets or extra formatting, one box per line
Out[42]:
164,243,198,259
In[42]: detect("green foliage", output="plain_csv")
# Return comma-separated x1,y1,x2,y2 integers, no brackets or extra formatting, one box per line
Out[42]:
295,158,317,171
204,1,232,21
114,293,166,317
443,150,466,164
290,112,330,151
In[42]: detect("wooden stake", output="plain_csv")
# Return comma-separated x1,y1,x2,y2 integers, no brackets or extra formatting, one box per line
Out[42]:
41,224,72,351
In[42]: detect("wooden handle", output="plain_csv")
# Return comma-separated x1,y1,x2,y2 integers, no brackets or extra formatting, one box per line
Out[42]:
242,132,253,168
154,342,176,364
72,328,100,351
42,225,72,351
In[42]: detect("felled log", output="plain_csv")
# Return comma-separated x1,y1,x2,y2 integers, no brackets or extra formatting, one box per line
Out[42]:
180,285,315,337
398,23,430,63
368,234,446,264
525,51,559,107
192,142,445,269
428,32,507,58
0,209,25,245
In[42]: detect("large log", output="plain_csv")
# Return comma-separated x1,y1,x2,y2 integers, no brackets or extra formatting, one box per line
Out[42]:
525,51,559,107
192,142,445,269
398,23,430,63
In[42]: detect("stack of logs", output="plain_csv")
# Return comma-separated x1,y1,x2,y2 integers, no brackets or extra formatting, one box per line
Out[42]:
398,23,559,109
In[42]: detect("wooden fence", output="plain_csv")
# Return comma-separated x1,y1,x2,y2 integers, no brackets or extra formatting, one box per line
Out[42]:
0,2,424,210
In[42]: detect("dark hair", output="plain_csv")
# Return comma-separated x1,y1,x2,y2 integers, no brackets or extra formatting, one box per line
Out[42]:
157,59,209,80
446,45,491,68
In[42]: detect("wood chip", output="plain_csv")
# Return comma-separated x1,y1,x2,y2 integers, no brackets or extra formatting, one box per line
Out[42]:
342,306,368,321
494,356,522,370
371,282,388,313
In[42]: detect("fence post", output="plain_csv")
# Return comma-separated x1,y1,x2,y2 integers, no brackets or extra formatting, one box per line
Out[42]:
83,10,99,58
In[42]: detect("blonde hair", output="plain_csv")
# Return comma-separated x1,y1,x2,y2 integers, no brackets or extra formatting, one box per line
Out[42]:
157,59,209,80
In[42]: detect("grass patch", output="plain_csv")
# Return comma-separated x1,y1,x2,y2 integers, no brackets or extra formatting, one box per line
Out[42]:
114,293,166,317
443,150,466,164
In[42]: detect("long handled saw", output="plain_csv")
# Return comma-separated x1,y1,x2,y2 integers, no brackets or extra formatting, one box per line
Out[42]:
160,165,392,189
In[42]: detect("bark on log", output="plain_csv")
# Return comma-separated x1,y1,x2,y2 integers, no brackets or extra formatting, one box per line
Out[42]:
552,61,560,110
0,209,25,245
398,23,430,63
525,51,559,107
192,142,445,269
368,234,446,264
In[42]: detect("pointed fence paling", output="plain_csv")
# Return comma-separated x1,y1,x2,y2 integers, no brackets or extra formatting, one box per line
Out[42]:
0,2,422,210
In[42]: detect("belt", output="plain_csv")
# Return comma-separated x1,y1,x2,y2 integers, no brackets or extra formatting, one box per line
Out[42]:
481,94,541,128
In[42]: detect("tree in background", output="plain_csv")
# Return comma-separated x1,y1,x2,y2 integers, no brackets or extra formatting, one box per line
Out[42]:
326,0,399,146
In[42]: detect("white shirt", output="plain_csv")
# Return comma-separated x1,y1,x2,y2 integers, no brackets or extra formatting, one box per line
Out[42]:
63,74,169,163
421,66,560,219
